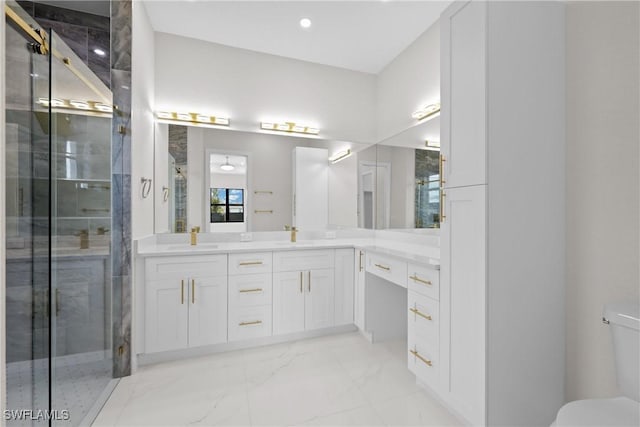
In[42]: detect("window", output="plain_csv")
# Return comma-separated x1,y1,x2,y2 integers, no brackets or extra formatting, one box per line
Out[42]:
210,188,244,223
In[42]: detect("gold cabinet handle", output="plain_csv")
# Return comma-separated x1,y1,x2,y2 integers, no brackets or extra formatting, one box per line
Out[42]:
440,190,446,222
239,261,263,266
191,279,195,304
299,271,303,293
239,320,262,326
439,154,446,187
375,263,390,271
409,349,433,367
359,251,364,272
181,280,185,304
409,275,432,286
239,288,263,293
409,307,432,321
308,271,311,292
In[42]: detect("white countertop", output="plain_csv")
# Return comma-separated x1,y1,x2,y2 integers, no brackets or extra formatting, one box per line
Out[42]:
136,237,439,268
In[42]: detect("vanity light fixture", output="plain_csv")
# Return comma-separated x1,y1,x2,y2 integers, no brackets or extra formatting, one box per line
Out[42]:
329,149,352,164
424,140,441,151
37,97,113,113
260,121,319,135
412,102,441,121
220,156,235,171
155,111,230,126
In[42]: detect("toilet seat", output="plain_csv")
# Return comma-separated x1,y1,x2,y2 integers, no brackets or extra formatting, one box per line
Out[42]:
555,397,640,426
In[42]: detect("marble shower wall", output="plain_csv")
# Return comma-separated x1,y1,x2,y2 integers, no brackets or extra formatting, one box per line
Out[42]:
111,0,132,378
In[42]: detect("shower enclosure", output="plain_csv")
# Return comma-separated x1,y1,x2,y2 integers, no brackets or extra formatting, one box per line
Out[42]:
5,2,115,425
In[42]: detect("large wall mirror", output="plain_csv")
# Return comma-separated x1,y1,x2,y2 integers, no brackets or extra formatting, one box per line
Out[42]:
153,116,440,233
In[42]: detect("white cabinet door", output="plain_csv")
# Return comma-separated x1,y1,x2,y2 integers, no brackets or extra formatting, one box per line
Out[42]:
304,269,335,331
440,184,486,426
145,278,188,353
273,271,305,335
188,275,228,347
334,249,354,326
441,0,486,188
292,147,329,229
354,250,366,330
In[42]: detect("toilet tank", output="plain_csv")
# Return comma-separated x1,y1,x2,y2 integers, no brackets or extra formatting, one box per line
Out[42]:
604,303,640,402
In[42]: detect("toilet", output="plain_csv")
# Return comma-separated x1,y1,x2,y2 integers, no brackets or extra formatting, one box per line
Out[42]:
555,303,640,426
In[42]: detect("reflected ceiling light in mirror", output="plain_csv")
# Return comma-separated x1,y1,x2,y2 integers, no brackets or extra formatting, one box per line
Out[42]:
93,48,106,56
412,102,441,121
329,149,352,164
260,121,319,135
155,111,230,126
37,98,113,113
423,140,441,151
300,18,312,29
220,156,235,171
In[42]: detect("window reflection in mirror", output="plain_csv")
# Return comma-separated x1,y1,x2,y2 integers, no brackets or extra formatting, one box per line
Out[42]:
208,153,248,232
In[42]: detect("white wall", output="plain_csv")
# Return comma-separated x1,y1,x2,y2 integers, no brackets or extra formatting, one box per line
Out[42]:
153,123,169,233
155,32,377,144
566,1,640,401
0,0,7,413
131,1,155,239
376,22,440,142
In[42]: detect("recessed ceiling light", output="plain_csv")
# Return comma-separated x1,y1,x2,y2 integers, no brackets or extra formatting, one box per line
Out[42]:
300,18,312,29
93,48,106,57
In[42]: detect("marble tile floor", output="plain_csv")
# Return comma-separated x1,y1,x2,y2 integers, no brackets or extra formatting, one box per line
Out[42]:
93,332,462,426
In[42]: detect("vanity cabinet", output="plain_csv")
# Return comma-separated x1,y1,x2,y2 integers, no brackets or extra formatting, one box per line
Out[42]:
144,255,228,353
228,252,273,342
440,1,565,425
273,250,335,335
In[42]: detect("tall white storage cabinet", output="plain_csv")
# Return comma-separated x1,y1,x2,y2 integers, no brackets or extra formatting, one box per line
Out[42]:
440,1,565,426
292,147,328,230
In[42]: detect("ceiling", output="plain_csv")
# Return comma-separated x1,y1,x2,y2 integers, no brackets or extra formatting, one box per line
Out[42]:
143,1,450,74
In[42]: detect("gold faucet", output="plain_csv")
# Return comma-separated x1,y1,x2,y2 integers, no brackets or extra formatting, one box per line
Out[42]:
78,229,89,249
290,226,297,243
190,227,199,246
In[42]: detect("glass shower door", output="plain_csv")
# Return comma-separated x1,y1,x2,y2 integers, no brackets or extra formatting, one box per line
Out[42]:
5,6,51,425
48,30,114,426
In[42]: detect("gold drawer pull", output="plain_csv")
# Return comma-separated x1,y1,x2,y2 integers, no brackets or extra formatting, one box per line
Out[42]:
192,279,195,304
181,280,185,304
239,261,263,266
239,320,262,327
409,349,433,367
239,288,263,293
410,275,432,286
375,263,390,271
409,307,432,321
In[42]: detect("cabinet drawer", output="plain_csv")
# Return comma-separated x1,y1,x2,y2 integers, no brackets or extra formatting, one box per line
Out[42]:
273,249,334,272
408,290,439,342
228,305,272,342
228,252,273,275
407,334,439,388
145,255,227,280
407,263,439,300
366,252,407,288
228,273,272,308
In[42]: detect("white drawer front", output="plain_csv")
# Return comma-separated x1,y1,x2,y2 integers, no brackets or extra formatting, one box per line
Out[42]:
228,252,273,275
366,252,407,288
408,290,439,342
228,273,272,308
273,249,334,272
407,263,440,300
228,305,272,342
407,334,439,388
145,255,227,280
